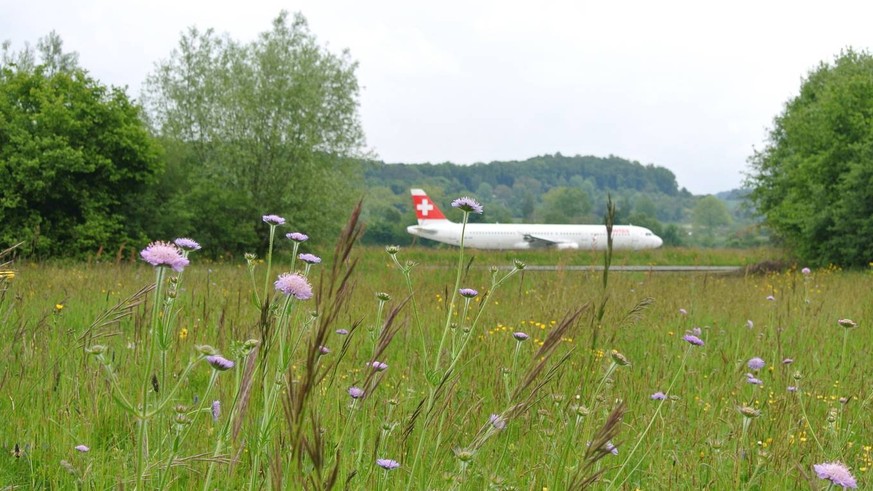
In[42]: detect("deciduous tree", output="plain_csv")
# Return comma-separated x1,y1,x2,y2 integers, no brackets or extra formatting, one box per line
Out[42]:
143,11,365,251
747,48,873,266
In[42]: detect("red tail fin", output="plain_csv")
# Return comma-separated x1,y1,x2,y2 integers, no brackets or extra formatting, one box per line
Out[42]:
410,188,447,222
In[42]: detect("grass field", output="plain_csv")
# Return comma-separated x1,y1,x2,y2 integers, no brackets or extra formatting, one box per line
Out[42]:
1,235,870,489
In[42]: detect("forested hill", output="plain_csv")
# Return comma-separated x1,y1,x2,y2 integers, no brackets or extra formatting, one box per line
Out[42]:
364,153,687,197
359,153,727,247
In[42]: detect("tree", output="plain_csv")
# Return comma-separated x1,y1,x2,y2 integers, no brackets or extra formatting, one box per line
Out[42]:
747,49,873,266
536,186,592,224
691,195,732,245
143,11,365,252
0,38,160,257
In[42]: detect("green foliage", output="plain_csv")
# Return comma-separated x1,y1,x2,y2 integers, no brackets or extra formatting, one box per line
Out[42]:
0,59,160,257
748,48,873,266
537,186,593,223
142,11,364,253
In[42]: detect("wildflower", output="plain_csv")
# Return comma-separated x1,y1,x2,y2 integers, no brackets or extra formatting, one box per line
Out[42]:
813,461,857,488
453,447,475,462
459,288,478,298
174,238,201,251
141,241,189,272
746,320,754,329
679,308,687,315
376,458,400,470
610,350,631,366
206,355,235,371
85,345,107,355
348,386,364,399
370,361,388,371
838,319,857,329
587,440,619,455
651,392,667,400
489,414,506,430
513,259,526,270
782,357,793,364
766,295,776,301
747,357,765,370
687,327,702,337
179,327,188,340
286,232,308,242
262,215,285,225
195,344,218,356
54,303,64,312
335,329,350,335
212,400,220,422
801,267,811,275
513,332,529,341
375,292,391,302
738,406,761,418
319,346,331,355
787,386,797,392
746,373,763,385
298,253,321,264
683,334,704,346
74,445,89,453
451,197,483,214
274,273,313,300
386,245,400,255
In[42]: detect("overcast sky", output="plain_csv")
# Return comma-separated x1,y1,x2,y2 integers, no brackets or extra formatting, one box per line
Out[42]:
3,0,872,194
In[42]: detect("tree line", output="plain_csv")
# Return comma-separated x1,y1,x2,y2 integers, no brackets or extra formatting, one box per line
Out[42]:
6,15,872,265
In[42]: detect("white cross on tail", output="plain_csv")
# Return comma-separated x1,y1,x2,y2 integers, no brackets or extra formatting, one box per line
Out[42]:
417,199,434,216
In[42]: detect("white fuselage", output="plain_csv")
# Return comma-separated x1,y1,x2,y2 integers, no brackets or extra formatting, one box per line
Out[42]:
406,221,663,250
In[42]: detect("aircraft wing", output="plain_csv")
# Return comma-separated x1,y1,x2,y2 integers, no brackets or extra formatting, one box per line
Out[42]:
524,233,573,247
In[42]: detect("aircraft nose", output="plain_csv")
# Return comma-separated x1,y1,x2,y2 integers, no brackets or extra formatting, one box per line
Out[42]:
654,236,663,248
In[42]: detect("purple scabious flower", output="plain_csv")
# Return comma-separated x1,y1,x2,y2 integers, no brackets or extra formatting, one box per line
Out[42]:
787,386,797,392
513,332,529,341
747,357,765,370
651,392,667,400
370,361,388,371
745,373,763,385
683,334,704,346
489,413,506,430
206,355,234,371
801,267,812,275
813,461,857,488
274,273,313,300
782,357,794,365
75,445,89,453
262,215,285,225
212,400,220,421
174,238,201,251
286,232,308,242
451,197,483,214
766,295,776,301
838,319,857,329
319,346,331,355
141,241,190,272
376,458,400,470
459,288,478,298
335,328,350,335
679,308,687,315
348,386,364,399
298,253,321,264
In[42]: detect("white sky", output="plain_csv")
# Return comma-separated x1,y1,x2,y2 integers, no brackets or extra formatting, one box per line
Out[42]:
3,0,872,194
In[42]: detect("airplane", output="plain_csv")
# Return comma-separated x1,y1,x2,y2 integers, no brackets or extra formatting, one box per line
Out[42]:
406,188,663,250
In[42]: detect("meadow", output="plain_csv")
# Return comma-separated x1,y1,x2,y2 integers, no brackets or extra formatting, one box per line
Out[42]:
1,219,870,490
